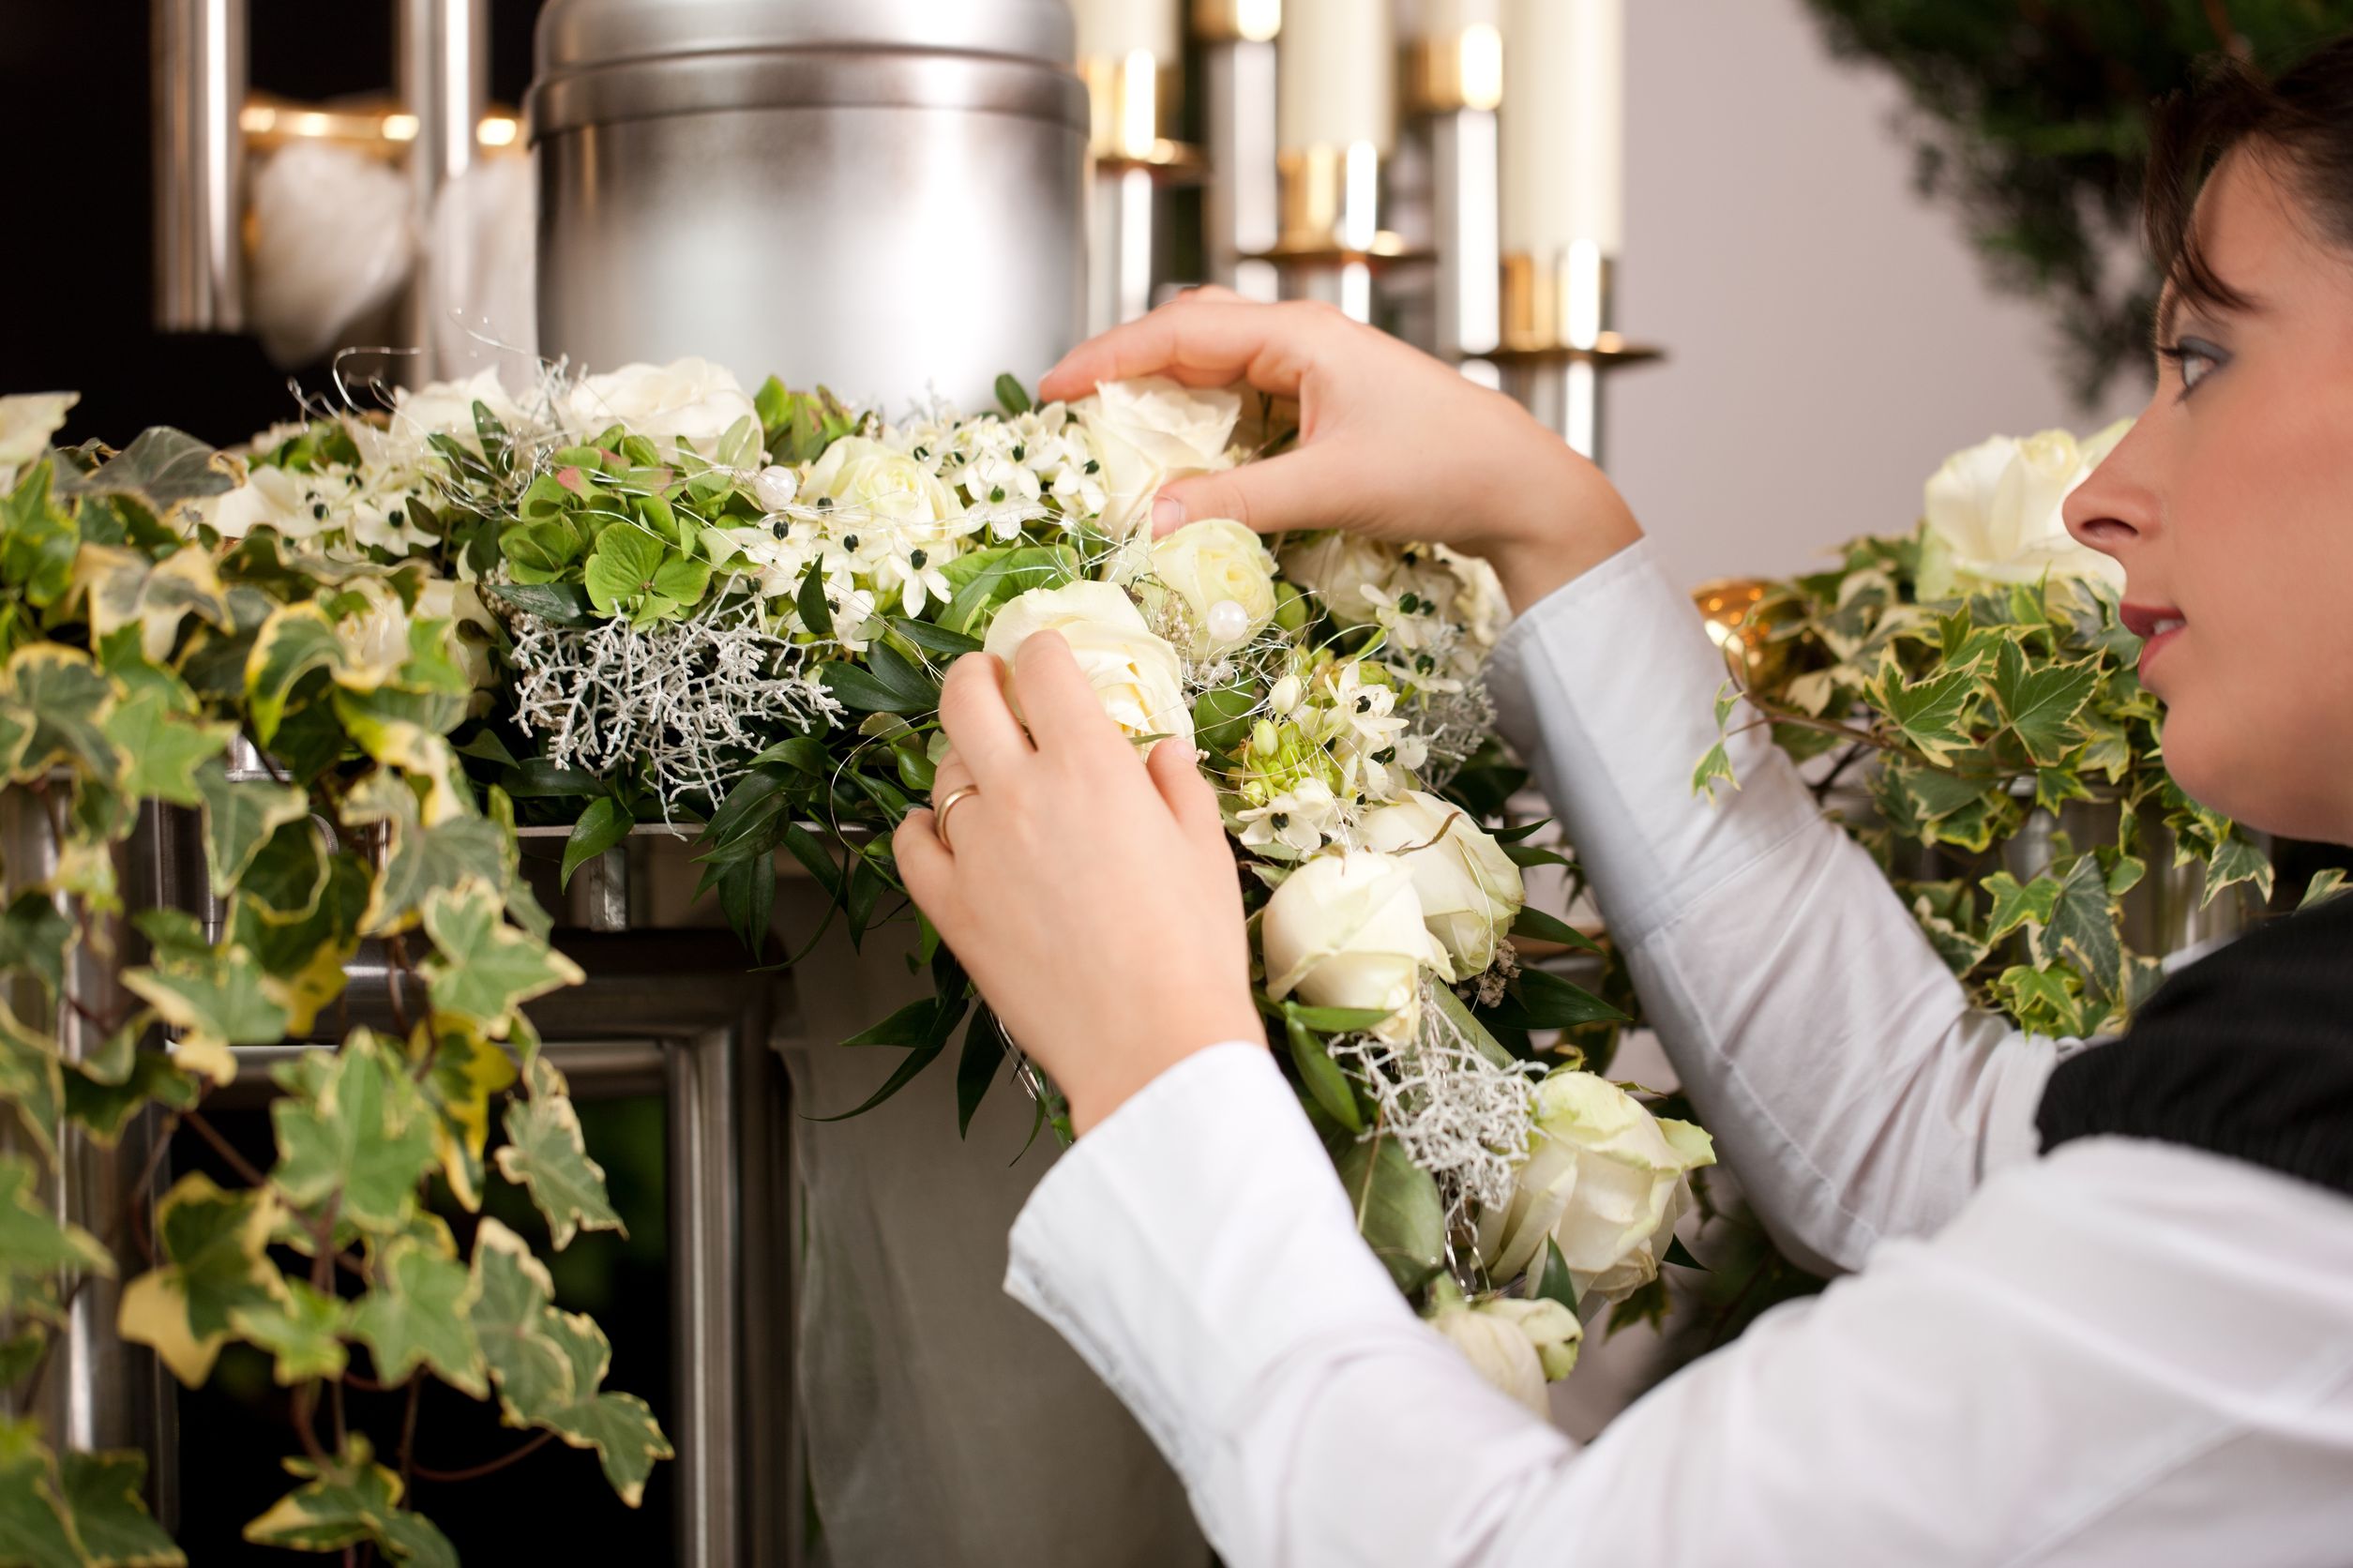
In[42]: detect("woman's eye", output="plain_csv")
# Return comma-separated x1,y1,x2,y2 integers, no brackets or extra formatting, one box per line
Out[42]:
2162,336,2228,393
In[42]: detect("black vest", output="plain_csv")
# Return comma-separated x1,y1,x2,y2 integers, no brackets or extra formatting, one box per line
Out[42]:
2037,890,2353,1197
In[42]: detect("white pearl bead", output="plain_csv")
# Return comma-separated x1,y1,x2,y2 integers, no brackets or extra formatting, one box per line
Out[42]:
753,464,799,513
1206,598,1253,645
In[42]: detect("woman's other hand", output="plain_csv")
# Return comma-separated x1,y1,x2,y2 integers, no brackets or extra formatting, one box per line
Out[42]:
893,637,1266,1136
1038,289,1643,613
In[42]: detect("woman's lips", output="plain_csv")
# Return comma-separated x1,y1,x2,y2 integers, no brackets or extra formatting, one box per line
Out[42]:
2119,602,2187,672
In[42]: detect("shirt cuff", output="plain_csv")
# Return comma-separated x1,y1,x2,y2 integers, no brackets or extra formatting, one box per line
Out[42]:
1003,1042,1420,1510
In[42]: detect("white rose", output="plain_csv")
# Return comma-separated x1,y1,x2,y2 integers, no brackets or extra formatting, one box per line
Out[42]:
1259,852,1447,1043
563,357,761,455
1278,531,1409,628
1475,1070,1716,1304
1075,377,1242,537
1429,1296,1548,1414
1148,518,1277,657
1435,543,1511,651
804,436,965,537
1921,421,2131,593
1358,790,1525,981
980,580,1193,746
333,577,412,686
204,463,322,542
0,392,76,477
392,369,523,457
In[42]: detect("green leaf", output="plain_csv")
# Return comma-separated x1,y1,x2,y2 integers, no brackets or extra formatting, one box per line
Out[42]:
651,552,710,606
66,1049,201,1148
795,561,834,639
1501,841,1575,870
0,1154,111,1304
61,426,239,513
0,1000,64,1166
994,372,1033,416
1869,656,1979,767
1334,1134,1444,1293
714,855,773,957
1510,906,1602,954
1284,1012,1363,1133
820,660,933,716
59,1448,184,1567
582,526,668,617
493,1056,625,1251
236,818,330,925
1995,964,2085,1035
889,616,983,660
99,687,232,807
937,544,1080,636
123,944,292,1051
812,987,969,1121
560,798,633,892
1505,968,1630,1030
268,1032,438,1231
2300,867,2348,911
1690,740,1737,801
192,758,309,897
363,811,506,939
1279,1004,1398,1033
1192,684,1258,755
0,893,73,1005
1991,638,2099,767
242,603,344,744
487,580,595,627
534,1308,673,1508
2032,854,2125,1000
1531,1236,1579,1312
0,1419,81,1568
955,1007,1009,1138
3,646,119,783
243,1436,455,1568
419,882,585,1030
1980,869,2060,942
2202,832,2274,907
117,1171,287,1385
228,1279,351,1386
348,1238,486,1395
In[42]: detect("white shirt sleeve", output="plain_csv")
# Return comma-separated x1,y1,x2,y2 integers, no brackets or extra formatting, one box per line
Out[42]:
1482,537,2071,1272
1004,1044,2353,1568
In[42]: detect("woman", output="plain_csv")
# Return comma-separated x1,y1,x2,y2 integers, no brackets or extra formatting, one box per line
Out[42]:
892,43,2353,1567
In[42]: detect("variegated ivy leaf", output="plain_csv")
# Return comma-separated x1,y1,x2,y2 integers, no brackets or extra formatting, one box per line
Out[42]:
1990,638,2100,768
347,1237,486,1396
242,601,344,745
228,1278,351,1386
58,1449,185,1567
419,882,583,1033
333,686,468,825
360,812,505,939
234,818,330,926
59,426,242,517
1865,655,1980,767
2030,854,2126,1002
230,852,368,1035
1909,894,1990,977
0,892,72,1007
1980,869,2060,942
123,944,291,1085
65,1048,201,1149
117,1171,287,1386
191,757,309,897
0,1154,112,1319
267,1031,438,1233
0,999,64,1167
494,1056,623,1250
415,1016,518,1212
466,1220,671,1507
2204,831,2275,906
1,645,120,785
72,542,233,665
0,1417,83,1568
98,686,233,809
242,1435,456,1568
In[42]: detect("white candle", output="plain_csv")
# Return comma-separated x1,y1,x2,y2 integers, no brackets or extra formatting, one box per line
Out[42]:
1278,0,1395,154
1501,0,1622,256
1406,0,1500,38
1072,0,1182,64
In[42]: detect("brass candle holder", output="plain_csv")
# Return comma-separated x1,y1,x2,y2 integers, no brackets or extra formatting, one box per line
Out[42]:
1491,246,1663,463
1252,144,1425,322
1194,0,1283,298
1080,50,1207,332
1402,24,1504,367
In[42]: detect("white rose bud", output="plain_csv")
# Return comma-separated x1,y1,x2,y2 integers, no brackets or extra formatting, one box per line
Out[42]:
1921,421,2131,594
981,580,1194,746
1260,852,1447,1043
1476,1070,1716,1304
1426,1291,1549,1415
204,463,322,542
1074,377,1242,538
1147,518,1277,657
1358,790,1525,982
563,356,762,455
1278,531,1401,628
803,436,964,533
1481,1296,1583,1381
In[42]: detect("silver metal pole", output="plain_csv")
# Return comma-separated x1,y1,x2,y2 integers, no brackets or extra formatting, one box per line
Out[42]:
150,0,247,332
1429,109,1500,369
1199,35,1281,301
398,0,488,384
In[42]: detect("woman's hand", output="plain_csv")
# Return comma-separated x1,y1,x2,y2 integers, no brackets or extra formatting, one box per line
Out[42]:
893,636,1267,1136
1038,290,1644,613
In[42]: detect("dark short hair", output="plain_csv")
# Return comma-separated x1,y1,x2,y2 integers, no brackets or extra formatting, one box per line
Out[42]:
2146,34,2353,324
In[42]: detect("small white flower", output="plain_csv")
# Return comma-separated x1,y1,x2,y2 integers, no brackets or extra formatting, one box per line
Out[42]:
1235,778,1346,855
876,541,954,616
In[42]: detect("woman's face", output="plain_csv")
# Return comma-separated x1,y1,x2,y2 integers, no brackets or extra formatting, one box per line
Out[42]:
2065,149,2353,846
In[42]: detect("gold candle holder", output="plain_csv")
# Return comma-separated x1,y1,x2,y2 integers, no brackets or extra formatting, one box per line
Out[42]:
1193,0,1282,42
1492,246,1663,462
1266,143,1410,260
1078,53,1203,173
1402,26,1503,115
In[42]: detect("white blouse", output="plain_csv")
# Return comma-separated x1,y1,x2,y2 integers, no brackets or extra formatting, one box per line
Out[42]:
1003,538,2353,1567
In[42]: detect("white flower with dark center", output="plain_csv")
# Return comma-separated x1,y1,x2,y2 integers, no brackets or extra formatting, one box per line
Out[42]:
876,540,954,616
1234,778,1345,855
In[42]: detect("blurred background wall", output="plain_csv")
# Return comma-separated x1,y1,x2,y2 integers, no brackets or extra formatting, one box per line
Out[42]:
1609,0,2148,594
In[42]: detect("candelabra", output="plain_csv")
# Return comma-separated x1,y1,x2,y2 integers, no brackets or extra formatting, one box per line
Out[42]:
1195,0,1282,300
1491,246,1661,462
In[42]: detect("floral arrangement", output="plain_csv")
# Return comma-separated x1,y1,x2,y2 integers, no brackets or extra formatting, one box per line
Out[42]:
1703,419,2276,1041
0,354,1720,1552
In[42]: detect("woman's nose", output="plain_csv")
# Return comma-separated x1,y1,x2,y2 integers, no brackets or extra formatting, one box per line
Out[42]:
2063,435,2159,562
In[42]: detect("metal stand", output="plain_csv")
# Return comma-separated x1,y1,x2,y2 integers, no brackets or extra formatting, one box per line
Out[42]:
1197,9,1281,301
151,0,248,333
396,0,487,385
1257,144,1423,324
1493,248,1662,464
1081,53,1205,332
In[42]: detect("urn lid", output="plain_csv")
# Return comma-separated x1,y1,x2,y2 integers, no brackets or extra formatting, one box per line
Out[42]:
535,0,1078,77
